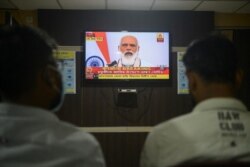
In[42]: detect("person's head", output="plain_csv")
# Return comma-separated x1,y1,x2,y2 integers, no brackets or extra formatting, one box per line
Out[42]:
183,34,243,104
0,25,64,111
118,35,140,66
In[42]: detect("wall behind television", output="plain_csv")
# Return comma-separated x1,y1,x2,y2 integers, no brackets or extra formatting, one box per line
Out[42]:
38,10,214,125
38,10,214,167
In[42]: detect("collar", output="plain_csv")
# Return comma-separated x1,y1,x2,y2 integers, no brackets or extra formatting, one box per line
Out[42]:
0,102,59,121
192,98,248,113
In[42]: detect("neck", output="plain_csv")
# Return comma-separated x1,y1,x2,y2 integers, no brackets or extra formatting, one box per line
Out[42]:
197,82,236,103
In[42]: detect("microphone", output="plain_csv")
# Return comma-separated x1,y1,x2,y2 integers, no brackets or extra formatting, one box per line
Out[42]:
107,60,118,67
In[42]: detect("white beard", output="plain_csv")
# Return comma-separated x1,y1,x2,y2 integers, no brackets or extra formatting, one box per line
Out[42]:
118,51,140,67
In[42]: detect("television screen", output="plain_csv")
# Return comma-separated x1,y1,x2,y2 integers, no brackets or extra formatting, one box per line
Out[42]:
84,31,170,81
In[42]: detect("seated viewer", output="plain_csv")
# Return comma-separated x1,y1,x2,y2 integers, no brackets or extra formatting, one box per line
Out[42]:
140,34,250,167
0,25,105,167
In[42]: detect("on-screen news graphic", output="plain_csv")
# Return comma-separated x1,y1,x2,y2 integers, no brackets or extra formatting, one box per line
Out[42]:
84,31,170,80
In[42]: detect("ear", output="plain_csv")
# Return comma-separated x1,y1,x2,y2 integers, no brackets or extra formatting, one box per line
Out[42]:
186,71,198,94
235,69,244,89
30,66,61,109
42,66,61,93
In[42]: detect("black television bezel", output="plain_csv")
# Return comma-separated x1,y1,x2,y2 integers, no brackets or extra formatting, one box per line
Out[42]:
82,29,172,87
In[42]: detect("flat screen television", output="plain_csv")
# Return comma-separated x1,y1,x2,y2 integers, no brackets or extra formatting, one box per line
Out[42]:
83,31,171,86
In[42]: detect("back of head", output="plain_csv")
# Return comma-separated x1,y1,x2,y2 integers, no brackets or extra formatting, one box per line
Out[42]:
0,25,57,101
183,34,238,84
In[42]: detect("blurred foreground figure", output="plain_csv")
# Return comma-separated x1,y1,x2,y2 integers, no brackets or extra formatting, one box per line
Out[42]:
0,25,105,167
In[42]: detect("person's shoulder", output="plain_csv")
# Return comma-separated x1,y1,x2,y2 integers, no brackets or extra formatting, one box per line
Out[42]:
152,113,192,132
51,122,103,156
45,123,105,167
146,112,196,143
47,120,99,146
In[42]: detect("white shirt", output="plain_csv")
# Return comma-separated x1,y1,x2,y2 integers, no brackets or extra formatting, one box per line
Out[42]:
0,103,105,167
140,98,250,167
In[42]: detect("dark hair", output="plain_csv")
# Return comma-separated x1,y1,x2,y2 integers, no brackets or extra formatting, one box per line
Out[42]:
0,25,57,100
183,34,238,84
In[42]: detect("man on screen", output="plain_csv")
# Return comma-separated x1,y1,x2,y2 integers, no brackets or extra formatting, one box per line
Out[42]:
117,35,141,67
